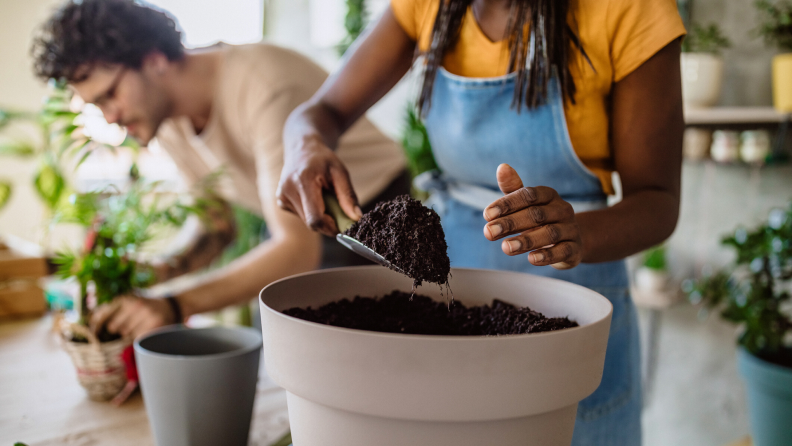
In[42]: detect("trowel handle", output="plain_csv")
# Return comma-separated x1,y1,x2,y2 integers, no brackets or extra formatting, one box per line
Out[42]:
322,191,355,233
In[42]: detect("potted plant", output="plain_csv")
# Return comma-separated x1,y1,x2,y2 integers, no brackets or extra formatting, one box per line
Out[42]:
684,204,792,446
681,23,731,107
51,178,224,401
754,0,792,112
0,81,137,215
632,245,679,308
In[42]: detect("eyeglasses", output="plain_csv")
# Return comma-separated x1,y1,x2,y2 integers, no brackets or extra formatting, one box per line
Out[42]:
92,67,128,108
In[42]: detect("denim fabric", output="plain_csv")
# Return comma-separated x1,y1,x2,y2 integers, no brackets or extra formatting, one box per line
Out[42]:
422,68,642,446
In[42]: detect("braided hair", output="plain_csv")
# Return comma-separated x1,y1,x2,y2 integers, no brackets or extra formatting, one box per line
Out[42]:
417,0,586,115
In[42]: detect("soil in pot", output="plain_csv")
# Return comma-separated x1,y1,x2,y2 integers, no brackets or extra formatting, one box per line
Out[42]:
343,195,450,289
283,291,578,336
759,348,792,369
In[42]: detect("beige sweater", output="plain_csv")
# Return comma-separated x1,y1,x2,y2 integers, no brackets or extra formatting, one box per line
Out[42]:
155,43,407,217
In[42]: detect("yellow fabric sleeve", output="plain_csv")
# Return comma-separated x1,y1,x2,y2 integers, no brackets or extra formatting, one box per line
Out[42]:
608,0,687,82
390,0,420,41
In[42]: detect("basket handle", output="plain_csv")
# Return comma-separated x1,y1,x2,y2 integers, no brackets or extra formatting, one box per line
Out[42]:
63,321,101,345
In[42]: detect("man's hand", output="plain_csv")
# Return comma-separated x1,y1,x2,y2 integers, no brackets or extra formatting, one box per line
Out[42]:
276,135,362,236
90,295,177,339
483,164,583,270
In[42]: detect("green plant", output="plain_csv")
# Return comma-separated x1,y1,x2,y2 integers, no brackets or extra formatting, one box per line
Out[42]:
682,23,732,54
642,245,667,271
337,0,367,56
754,0,792,51
401,105,438,177
269,431,292,446
0,82,137,212
52,178,221,330
684,204,792,365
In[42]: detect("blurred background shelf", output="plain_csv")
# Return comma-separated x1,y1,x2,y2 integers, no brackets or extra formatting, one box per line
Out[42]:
685,106,790,127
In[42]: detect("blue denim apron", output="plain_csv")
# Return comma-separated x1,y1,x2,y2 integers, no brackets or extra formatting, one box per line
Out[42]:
419,68,642,445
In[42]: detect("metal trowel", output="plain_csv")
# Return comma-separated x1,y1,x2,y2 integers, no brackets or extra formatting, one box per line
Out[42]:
323,191,406,274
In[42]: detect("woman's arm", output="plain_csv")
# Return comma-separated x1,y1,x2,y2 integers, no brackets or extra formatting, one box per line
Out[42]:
278,6,416,235
483,39,684,267
577,38,684,262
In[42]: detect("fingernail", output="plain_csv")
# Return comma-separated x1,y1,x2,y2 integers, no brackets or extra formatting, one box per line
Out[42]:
354,206,363,220
506,239,522,253
531,252,545,263
488,224,502,237
484,206,501,220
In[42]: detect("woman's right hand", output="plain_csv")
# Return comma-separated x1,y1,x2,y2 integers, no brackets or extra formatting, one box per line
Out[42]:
276,134,362,237
277,6,415,236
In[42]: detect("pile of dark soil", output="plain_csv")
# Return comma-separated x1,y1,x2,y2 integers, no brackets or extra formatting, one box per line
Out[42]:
344,195,450,287
283,291,578,336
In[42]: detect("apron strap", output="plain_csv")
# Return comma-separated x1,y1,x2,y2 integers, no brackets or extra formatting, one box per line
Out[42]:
414,171,607,213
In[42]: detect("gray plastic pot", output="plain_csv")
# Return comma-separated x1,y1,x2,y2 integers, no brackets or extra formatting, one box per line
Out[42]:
134,326,262,446
259,266,612,446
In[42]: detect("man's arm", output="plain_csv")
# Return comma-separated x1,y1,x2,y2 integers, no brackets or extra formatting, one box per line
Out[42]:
148,198,237,283
94,78,324,339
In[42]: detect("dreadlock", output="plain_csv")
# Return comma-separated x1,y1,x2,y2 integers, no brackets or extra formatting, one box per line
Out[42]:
418,0,586,115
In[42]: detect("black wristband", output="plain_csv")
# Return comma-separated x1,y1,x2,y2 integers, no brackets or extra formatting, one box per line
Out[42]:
164,295,184,324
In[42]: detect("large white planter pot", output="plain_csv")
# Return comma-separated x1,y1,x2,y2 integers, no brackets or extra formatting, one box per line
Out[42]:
259,266,613,446
681,53,724,107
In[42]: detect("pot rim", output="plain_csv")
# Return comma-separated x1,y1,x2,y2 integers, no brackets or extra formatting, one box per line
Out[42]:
134,325,262,361
259,266,613,342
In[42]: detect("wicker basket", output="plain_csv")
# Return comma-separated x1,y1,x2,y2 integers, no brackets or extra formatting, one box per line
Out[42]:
60,322,131,401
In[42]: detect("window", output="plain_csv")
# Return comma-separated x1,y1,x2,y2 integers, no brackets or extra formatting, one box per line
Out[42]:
147,0,264,48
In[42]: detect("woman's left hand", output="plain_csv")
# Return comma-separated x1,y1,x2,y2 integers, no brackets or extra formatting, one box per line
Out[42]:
483,164,582,270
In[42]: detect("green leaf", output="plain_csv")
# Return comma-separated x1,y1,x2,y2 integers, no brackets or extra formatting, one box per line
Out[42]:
119,136,140,150
34,163,66,210
75,147,95,168
15,442,30,446
64,138,90,157
642,245,667,270
0,141,36,157
682,22,731,54
269,431,292,446
0,181,11,210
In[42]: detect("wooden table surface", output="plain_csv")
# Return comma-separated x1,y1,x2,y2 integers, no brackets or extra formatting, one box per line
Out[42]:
0,316,290,446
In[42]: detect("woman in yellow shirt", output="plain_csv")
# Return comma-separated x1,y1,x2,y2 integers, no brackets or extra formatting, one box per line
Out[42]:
278,0,686,443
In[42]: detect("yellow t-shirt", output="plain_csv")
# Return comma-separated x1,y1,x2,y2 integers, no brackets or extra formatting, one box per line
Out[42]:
391,0,686,194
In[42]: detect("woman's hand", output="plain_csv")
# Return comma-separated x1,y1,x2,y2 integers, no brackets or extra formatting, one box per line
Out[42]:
483,164,583,270
276,134,361,237
90,295,177,339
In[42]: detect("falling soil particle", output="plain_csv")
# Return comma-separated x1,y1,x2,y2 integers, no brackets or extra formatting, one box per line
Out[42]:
283,291,578,336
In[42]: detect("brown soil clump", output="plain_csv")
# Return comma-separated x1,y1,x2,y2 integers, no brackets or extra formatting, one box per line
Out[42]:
344,195,450,288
